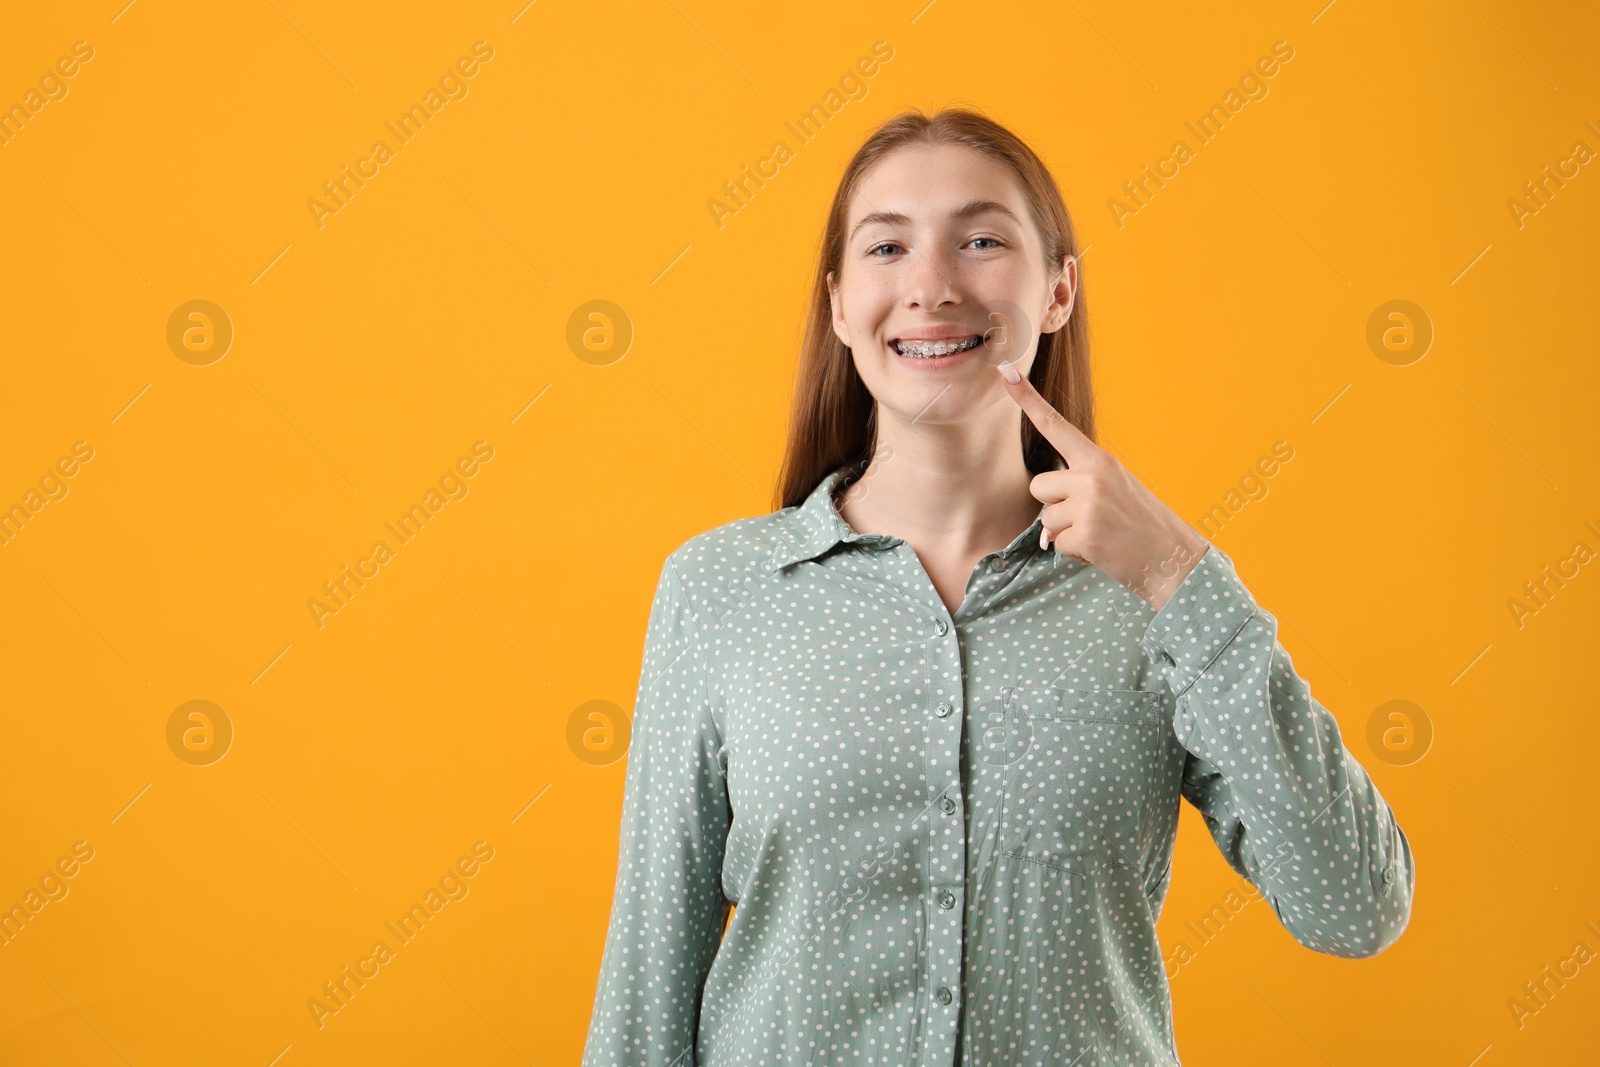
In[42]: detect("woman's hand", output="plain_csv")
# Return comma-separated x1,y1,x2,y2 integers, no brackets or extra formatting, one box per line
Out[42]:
996,360,1211,613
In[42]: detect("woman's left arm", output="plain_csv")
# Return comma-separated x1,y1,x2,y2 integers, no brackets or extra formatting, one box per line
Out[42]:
998,365,1416,957
1139,543,1416,958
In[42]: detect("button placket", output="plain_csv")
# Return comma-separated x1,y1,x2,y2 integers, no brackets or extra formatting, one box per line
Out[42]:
918,599,964,1062
880,548,966,1062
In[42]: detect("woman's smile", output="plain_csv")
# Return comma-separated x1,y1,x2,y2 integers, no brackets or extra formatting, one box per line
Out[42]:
889,331,987,369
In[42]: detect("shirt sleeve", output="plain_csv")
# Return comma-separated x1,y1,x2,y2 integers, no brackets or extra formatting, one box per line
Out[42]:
582,555,732,1066
1139,543,1416,958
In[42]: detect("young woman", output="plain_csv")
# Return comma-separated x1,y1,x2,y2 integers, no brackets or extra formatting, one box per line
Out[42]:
581,108,1415,1066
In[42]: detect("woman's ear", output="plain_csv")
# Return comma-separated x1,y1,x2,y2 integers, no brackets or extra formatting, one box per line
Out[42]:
827,270,851,348
1042,254,1078,334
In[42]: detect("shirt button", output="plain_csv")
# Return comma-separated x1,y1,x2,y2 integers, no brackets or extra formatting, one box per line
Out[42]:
939,795,956,815
933,618,948,636
935,986,953,1005
935,702,953,718
1382,865,1395,885
938,890,956,910
989,556,1007,572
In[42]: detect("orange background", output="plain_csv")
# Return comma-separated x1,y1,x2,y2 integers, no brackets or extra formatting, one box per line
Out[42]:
2,1,1597,1063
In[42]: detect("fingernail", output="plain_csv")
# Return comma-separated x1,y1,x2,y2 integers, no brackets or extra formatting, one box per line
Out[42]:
997,360,1021,384
1039,526,1049,550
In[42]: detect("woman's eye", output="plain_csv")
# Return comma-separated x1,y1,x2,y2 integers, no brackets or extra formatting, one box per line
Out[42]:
868,238,1002,256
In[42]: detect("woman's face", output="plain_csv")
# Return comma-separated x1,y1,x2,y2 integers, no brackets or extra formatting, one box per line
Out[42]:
828,142,1076,428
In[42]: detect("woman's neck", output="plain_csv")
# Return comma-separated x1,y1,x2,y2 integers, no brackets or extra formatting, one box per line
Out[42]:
834,424,1044,561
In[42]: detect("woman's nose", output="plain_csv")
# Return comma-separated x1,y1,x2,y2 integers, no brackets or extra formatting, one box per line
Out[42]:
903,246,962,308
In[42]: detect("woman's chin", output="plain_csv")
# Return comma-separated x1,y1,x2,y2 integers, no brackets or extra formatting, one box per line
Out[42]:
874,382,993,425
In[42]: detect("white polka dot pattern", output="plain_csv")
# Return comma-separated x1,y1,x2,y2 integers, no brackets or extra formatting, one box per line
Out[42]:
581,468,1416,1066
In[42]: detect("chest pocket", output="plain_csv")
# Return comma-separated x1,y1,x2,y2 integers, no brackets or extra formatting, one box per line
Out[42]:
997,686,1171,871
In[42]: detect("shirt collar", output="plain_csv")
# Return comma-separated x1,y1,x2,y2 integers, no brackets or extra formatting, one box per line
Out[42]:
768,467,1051,572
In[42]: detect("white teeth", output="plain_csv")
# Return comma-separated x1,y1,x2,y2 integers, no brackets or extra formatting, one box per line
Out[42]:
893,336,982,358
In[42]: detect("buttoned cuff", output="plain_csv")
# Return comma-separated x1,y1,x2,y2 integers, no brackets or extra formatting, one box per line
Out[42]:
1139,543,1259,696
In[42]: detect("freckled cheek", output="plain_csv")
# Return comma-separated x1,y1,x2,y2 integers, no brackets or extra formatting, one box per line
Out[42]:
969,267,1030,305
843,290,899,345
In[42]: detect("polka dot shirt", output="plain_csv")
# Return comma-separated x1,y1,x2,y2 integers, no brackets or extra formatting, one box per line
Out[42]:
582,467,1415,1066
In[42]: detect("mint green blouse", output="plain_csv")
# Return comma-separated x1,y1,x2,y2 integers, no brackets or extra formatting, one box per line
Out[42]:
582,467,1415,1066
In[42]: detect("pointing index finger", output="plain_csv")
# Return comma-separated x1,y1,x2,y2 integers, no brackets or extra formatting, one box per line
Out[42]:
996,360,1096,466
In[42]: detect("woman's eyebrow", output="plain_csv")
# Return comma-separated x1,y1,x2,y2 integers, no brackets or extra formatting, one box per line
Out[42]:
849,199,1022,242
